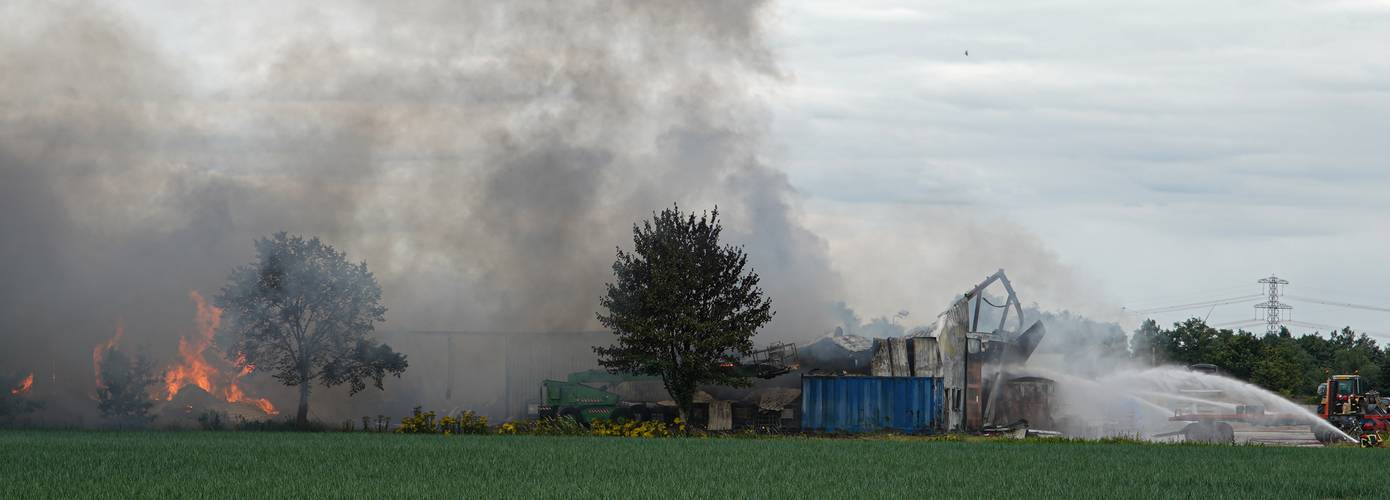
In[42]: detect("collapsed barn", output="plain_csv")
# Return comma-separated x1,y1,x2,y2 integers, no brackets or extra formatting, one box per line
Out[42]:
798,269,1049,434
519,269,1054,435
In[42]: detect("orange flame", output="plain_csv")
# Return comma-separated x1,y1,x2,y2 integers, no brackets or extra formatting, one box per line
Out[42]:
225,383,277,415
162,291,277,415
10,372,33,396
163,291,220,399
234,352,255,377
93,323,125,389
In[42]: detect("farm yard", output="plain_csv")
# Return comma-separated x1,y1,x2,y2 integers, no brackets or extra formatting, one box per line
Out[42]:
0,431,1381,499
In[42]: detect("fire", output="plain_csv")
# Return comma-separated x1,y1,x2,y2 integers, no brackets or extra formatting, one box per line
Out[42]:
93,323,125,389
234,352,255,378
10,372,33,396
161,291,278,415
163,291,220,399
225,383,277,415
91,292,277,415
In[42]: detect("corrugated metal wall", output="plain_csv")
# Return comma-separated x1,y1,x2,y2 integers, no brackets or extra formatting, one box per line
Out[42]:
801,376,942,433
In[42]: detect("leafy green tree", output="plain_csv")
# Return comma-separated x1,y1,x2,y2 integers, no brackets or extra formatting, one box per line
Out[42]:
1141,318,1390,398
1210,329,1259,380
1130,319,1162,365
1251,335,1316,396
217,232,408,427
96,348,159,426
1165,318,1220,366
595,205,774,425
1328,328,1381,387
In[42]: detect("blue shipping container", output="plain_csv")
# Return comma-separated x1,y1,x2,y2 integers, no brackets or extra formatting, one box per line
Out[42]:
801,376,942,433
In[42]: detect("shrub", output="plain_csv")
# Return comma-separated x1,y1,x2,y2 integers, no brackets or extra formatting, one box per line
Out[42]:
396,407,437,434
494,416,687,438
496,416,588,436
397,408,489,435
590,418,685,437
435,411,488,435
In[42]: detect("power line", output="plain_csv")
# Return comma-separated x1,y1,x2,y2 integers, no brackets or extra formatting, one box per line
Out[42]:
1284,319,1344,331
1126,294,1263,315
1209,318,1265,329
1135,275,1390,339
1285,295,1390,313
1122,285,1259,309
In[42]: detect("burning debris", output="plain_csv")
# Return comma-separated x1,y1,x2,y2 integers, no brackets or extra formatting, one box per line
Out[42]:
90,291,278,420
1,371,43,420
162,291,276,416
10,373,33,396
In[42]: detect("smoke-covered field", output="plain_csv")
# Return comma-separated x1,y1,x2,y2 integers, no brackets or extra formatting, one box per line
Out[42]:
0,432,1377,498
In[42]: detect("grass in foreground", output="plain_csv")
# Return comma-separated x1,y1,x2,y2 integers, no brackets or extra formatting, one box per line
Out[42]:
0,431,1383,499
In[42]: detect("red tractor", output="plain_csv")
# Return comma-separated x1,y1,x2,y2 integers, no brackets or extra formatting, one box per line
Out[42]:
1314,374,1390,445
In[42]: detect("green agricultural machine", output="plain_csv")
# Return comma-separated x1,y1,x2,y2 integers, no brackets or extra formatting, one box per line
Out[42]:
536,370,670,424
536,342,799,425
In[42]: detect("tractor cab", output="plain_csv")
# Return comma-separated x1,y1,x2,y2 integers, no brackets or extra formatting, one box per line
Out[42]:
1314,373,1390,444
1318,375,1369,417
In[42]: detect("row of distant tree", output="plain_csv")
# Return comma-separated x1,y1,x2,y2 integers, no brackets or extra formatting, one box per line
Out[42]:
1130,318,1386,399
971,305,1383,402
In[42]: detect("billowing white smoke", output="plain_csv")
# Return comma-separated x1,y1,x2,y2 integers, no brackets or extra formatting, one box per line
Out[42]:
0,0,842,421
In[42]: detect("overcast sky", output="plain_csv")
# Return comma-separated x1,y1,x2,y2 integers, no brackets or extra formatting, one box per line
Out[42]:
766,0,1390,335
68,0,1390,338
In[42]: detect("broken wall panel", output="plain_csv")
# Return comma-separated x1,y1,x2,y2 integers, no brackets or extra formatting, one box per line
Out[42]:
909,337,940,378
707,400,732,431
889,337,909,376
870,339,893,376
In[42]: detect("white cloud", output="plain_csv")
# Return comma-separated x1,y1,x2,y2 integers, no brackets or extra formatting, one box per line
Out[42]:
770,0,1390,332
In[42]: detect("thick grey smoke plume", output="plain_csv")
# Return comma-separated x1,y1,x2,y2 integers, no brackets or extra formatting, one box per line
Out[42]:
1,1,841,422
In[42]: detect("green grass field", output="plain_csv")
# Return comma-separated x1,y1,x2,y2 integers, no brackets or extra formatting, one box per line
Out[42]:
0,431,1383,498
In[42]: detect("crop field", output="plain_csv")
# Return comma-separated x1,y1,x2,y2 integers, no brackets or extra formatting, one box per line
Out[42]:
0,431,1383,499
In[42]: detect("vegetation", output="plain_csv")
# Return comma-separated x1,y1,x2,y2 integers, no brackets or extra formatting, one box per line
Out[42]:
588,418,684,437
216,232,408,427
395,407,489,435
391,406,683,437
1,431,1383,498
95,348,159,426
497,416,589,436
596,205,774,423
1132,318,1387,398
